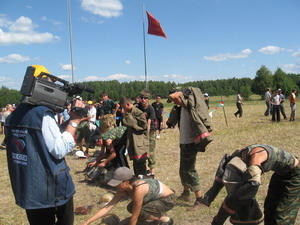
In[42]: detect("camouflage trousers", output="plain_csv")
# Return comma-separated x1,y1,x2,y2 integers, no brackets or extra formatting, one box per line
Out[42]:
148,131,156,169
127,193,176,222
264,165,300,225
179,143,201,192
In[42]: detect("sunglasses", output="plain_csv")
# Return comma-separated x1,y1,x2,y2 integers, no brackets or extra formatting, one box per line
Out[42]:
140,96,149,99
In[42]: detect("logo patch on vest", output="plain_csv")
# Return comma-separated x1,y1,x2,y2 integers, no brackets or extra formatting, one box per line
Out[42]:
11,129,28,166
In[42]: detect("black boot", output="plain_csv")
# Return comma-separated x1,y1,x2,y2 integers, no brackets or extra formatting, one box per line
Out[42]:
211,206,232,225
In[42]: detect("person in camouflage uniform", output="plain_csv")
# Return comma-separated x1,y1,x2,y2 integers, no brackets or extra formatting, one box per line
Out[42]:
211,144,300,225
88,126,129,170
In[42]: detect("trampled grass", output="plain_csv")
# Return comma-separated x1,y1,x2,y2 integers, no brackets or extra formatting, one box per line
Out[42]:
0,97,300,225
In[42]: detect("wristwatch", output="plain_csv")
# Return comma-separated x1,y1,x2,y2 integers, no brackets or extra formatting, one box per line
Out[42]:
69,122,78,128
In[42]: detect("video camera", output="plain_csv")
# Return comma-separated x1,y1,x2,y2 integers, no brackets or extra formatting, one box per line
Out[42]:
20,66,95,113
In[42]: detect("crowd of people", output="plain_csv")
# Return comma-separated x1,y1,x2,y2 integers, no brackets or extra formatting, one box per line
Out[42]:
264,88,297,122
1,72,300,225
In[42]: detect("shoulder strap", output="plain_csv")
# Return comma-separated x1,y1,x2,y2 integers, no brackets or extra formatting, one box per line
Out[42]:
135,182,147,188
248,149,267,159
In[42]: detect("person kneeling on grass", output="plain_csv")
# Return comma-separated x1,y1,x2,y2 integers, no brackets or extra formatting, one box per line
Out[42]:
81,167,176,225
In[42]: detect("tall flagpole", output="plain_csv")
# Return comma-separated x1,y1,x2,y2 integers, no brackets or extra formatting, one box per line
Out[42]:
67,0,75,83
142,4,148,90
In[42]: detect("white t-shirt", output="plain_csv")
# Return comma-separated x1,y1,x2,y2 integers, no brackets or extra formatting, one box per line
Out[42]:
273,95,281,105
265,91,271,101
88,106,97,123
236,94,242,103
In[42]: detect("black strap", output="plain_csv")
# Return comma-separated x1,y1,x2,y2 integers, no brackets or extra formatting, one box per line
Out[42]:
135,182,147,188
249,149,266,158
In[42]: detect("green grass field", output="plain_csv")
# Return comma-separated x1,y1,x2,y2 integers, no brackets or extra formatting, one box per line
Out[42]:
1,96,300,225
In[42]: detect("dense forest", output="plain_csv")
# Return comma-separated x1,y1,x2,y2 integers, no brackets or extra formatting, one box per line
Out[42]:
1,65,300,107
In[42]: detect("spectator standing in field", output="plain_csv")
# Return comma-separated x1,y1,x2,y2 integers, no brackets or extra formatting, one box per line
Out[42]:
204,93,210,109
168,87,213,211
1,104,14,147
99,92,119,134
152,95,164,139
278,89,287,120
3,104,13,120
269,90,282,122
234,92,243,118
120,97,149,176
87,100,97,125
0,108,5,134
264,88,272,116
76,101,98,155
138,90,157,176
289,88,297,121
60,102,71,124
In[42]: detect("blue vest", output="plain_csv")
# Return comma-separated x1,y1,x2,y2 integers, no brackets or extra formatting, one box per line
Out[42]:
5,104,75,209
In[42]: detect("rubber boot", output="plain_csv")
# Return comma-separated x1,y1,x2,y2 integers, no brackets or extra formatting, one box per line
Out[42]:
211,206,232,225
201,180,224,206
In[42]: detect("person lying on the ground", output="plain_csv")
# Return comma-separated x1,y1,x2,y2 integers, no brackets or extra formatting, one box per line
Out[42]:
81,167,176,225
205,144,300,225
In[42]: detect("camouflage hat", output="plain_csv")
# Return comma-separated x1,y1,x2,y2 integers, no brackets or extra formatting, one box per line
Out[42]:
140,93,151,98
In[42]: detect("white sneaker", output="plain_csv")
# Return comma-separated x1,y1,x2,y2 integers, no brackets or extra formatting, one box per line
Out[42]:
156,134,160,139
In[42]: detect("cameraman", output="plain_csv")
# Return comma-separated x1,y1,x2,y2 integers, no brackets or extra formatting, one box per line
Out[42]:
5,66,87,225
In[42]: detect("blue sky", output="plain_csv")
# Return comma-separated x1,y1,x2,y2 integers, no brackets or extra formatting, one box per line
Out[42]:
1,0,300,90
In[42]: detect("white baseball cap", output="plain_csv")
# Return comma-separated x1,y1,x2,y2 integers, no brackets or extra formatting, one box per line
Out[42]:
75,150,86,158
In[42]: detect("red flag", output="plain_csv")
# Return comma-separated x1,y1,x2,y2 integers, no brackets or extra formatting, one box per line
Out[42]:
146,10,167,39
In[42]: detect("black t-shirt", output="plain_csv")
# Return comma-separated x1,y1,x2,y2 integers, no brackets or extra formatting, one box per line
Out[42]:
151,102,164,119
138,104,156,131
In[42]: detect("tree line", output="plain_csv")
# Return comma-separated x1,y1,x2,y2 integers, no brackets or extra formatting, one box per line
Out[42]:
1,65,299,107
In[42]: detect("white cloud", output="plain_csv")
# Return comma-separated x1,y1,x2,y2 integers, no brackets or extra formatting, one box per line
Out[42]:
108,73,135,80
41,16,63,26
81,0,123,18
0,14,12,27
60,64,76,71
204,49,252,61
292,51,300,57
58,75,72,82
258,45,285,54
84,75,100,81
0,76,21,90
125,60,131,64
0,54,31,64
162,74,190,80
283,63,300,73
83,73,135,81
9,16,36,32
80,16,105,24
0,15,60,45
